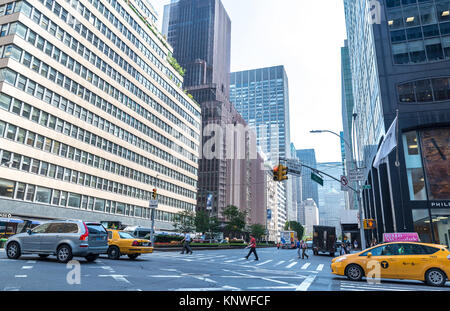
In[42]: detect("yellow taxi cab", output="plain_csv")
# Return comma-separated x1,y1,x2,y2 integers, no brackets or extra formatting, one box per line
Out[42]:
331,241,450,286
106,229,153,260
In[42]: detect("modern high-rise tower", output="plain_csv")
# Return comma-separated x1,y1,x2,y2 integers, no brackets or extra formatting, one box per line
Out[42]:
163,0,264,224
230,66,293,223
344,0,450,246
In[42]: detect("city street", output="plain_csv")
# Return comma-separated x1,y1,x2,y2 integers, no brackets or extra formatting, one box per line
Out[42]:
1,248,448,291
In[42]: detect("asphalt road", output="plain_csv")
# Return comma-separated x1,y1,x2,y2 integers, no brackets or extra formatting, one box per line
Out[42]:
0,248,449,291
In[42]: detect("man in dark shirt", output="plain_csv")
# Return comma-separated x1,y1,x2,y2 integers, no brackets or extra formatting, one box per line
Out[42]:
245,235,259,261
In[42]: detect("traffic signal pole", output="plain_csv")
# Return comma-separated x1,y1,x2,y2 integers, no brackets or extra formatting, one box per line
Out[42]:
277,158,367,250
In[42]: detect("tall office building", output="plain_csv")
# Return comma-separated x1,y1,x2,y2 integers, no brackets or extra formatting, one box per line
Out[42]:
230,66,293,226
163,0,231,102
230,66,291,162
163,0,264,223
0,0,201,231
344,0,450,246
341,40,358,211
296,149,320,225
317,162,350,238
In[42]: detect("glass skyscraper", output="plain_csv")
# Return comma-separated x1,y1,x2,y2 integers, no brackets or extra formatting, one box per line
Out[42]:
230,66,293,221
344,0,450,246
296,148,320,225
230,66,291,163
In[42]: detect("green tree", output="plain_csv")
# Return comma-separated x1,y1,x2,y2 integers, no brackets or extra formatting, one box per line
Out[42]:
194,210,221,238
250,224,266,241
223,205,247,238
284,221,305,241
173,210,195,233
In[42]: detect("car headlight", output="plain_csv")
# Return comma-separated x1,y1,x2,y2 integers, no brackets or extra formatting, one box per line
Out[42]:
335,256,347,263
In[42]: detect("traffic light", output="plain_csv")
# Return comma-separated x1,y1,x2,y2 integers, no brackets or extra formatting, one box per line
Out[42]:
152,188,157,200
273,165,280,181
273,164,288,181
364,219,376,229
280,165,288,181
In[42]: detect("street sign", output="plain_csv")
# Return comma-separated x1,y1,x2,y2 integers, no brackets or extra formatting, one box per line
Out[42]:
149,199,158,209
340,175,349,191
362,185,372,190
349,169,365,181
311,172,323,186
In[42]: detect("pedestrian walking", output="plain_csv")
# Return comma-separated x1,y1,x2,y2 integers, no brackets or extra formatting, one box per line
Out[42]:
296,239,301,258
180,232,193,254
353,239,358,250
245,235,259,261
301,240,309,259
340,241,347,255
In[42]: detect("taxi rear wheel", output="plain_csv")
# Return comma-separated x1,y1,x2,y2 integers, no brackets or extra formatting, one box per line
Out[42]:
107,246,120,260
425,269,447,287
345,264,363,281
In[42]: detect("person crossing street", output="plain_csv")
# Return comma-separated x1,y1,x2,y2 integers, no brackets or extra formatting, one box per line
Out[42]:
300,240,309,259
245,235,259,261
180,232,193,254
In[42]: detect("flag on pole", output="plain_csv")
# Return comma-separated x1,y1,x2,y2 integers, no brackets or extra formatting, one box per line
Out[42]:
373,116,398,169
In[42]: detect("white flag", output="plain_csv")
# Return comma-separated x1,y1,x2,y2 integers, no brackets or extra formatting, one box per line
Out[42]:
373,117,398,169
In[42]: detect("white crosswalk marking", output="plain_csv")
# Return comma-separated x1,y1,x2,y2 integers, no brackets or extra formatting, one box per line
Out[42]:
301,263,311,269
224,258,246,263
286,262,298,268
274,260,285,266
316,264,324,271
256,260,272,266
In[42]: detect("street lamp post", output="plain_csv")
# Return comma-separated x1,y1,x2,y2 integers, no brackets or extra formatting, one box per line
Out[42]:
310,129,367,250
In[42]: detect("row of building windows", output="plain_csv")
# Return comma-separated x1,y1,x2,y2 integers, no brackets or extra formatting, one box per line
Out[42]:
0,177,183,221
0,101,197,205
41,0,178,88
23,0,198,133
82,0,197,117
2,27,197,161
397,77,450,102
387,0,445,9
16,9,198,144
15,7,199,148
388,0,450,64
0,147,194,204
0,66,197,177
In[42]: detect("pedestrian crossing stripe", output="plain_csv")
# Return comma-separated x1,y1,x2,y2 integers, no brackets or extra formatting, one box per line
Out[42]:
286,262,297,268
145,253,327,272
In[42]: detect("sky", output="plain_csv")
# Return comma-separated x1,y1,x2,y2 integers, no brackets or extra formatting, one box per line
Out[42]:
152,0,348,163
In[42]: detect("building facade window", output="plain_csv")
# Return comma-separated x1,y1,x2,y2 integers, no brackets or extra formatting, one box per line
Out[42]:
398,77,450,102
403,128,450,201
387,1,450,64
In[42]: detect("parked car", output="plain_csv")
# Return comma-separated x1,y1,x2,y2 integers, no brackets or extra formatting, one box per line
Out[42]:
331,241,450,287
5,220,108,263
306,241,313,249
106,229,153,260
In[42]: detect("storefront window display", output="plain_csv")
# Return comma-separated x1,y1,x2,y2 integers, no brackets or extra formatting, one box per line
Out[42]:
403,128,450,200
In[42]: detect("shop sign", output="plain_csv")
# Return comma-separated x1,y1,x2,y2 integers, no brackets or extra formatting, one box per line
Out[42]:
430,201,450,208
